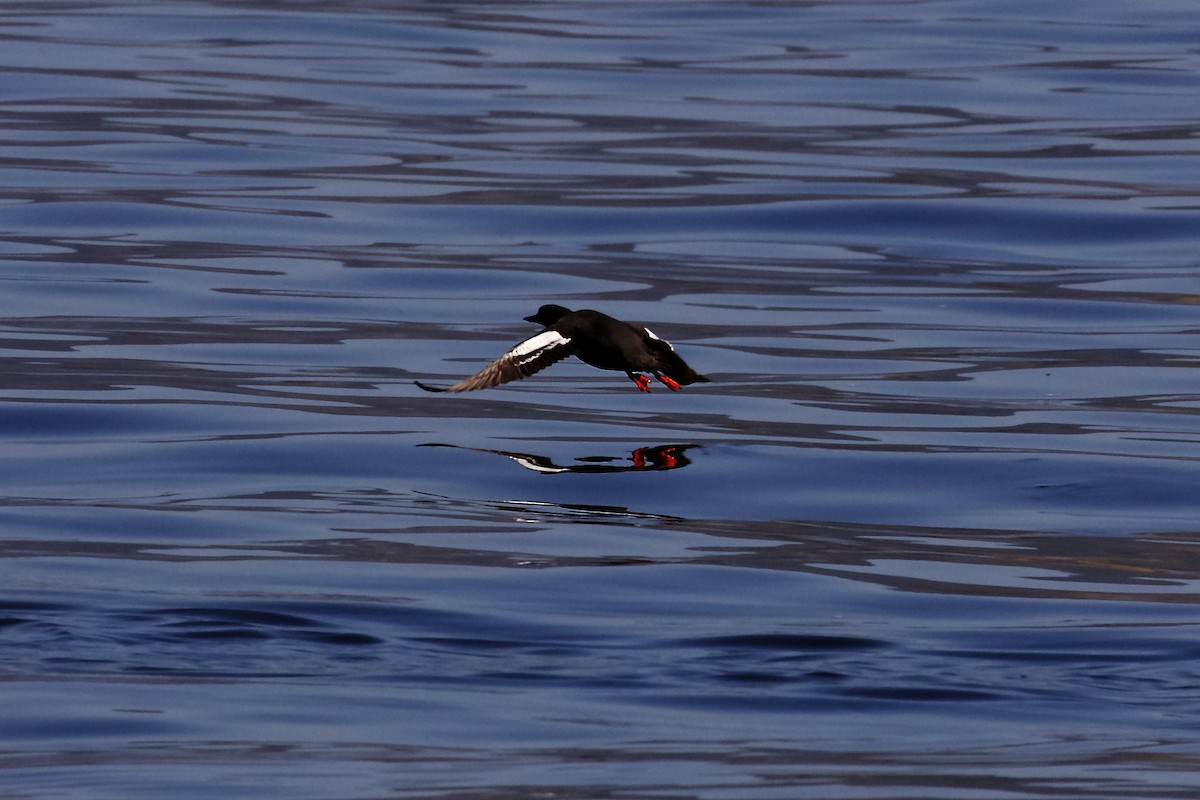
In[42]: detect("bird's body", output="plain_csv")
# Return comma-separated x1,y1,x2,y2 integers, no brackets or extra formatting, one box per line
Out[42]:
416,304,709,393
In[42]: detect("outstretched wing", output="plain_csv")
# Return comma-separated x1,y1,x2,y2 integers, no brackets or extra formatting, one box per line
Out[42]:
416,329,574,393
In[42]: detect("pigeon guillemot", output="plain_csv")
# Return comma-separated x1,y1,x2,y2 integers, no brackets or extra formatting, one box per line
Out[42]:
416,304,710,393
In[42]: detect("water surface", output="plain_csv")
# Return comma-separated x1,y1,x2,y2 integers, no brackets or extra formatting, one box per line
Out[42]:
2,1,1200,797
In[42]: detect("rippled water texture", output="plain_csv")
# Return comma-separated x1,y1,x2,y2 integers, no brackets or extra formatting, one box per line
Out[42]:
3,1,1200,797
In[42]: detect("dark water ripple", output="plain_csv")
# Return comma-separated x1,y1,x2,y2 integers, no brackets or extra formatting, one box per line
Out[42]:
2,0,1200,798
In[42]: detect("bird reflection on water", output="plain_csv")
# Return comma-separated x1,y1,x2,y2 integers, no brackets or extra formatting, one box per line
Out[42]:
419,443,698,473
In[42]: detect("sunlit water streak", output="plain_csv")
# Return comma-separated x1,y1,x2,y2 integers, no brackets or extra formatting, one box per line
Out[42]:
2,1,1199,797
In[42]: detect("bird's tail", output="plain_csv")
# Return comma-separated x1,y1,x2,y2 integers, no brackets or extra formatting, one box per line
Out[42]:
661,354,710,386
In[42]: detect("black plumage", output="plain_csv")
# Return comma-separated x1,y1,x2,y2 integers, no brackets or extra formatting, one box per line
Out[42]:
416,304,709,393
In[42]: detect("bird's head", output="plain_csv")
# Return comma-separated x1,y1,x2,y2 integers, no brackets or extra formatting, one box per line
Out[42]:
523,304,572,326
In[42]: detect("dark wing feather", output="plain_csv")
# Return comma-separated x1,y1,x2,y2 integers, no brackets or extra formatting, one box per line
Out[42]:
641,326,709,385
417,329,574,393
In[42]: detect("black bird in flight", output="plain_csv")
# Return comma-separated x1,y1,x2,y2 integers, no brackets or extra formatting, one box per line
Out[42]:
416,304,709,393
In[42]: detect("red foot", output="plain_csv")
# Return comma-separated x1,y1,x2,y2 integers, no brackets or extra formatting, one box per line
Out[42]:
658,374,681,391
630,373,651,392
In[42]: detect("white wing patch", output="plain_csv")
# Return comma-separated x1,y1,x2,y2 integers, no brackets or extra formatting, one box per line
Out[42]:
642,327,674,350
508,329,571,364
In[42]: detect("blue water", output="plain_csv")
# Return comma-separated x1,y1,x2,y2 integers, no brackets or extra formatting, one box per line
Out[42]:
3,1,1200,797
